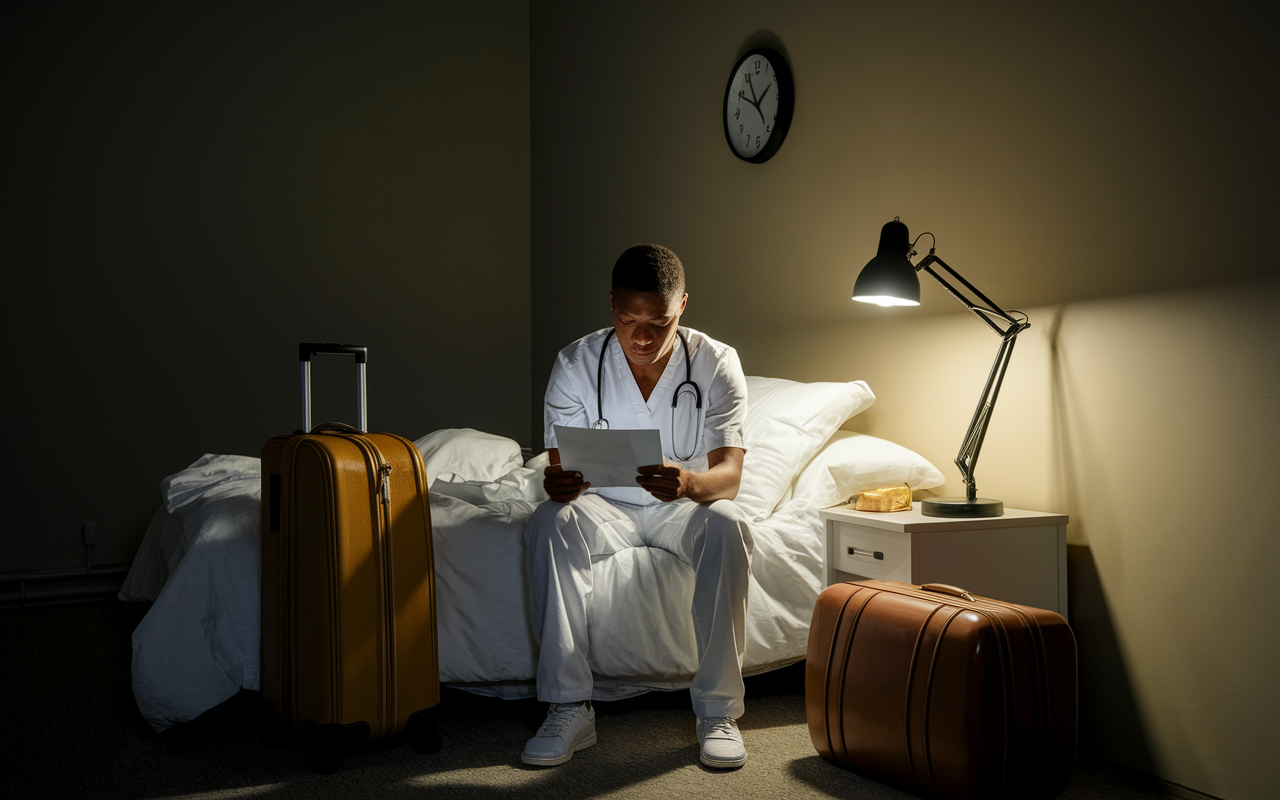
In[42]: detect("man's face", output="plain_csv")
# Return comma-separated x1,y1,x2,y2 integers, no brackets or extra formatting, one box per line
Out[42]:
610,288,688,368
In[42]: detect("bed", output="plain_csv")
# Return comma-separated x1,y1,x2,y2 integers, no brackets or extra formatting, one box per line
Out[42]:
119,376,944,732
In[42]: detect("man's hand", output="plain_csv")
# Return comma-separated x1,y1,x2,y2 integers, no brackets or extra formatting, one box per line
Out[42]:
544,463,589,504
636,447,744,505
636,463,692,503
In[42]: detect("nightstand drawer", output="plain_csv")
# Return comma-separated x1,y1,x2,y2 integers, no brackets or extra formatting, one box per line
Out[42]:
834,523,911,581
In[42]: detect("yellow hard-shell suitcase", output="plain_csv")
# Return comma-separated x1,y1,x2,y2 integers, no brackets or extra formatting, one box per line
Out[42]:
260,343,439,770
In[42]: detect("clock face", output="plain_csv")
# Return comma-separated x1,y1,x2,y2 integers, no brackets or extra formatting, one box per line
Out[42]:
723,48,793,163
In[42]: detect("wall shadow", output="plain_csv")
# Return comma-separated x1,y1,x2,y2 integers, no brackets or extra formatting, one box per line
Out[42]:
736,30,792,65
1047,307,1155,773
1067,544,1158,774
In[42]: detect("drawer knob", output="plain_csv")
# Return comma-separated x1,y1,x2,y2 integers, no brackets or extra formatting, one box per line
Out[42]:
848,546,884,561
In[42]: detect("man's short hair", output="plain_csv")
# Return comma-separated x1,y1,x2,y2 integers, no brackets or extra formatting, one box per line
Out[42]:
611,244,686,305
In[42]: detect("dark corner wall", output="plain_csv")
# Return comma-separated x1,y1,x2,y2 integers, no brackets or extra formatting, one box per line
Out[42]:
2,1,531,573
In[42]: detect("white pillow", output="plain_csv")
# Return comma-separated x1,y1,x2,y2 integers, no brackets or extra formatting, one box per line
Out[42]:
412,428,524,484
735,377,876,520
791,430,945,509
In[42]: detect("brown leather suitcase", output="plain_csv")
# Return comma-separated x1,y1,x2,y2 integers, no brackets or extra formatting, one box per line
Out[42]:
261,343,440,769
806,579,1076,799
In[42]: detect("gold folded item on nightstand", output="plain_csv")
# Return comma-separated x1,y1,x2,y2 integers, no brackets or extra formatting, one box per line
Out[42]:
853,483,913,512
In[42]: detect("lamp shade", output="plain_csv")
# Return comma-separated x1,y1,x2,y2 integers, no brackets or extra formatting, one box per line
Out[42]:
852,219,920,307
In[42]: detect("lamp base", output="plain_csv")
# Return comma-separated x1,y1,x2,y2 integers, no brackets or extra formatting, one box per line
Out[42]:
921,497,1004,518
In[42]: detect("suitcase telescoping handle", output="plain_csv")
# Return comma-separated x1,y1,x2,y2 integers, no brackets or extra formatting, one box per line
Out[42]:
299,342,368,434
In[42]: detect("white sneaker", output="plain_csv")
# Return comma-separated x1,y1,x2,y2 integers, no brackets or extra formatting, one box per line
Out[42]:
696,716,747,768
521,701,597,766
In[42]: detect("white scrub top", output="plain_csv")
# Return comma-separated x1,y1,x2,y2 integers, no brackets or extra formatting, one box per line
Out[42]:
543,326,748,506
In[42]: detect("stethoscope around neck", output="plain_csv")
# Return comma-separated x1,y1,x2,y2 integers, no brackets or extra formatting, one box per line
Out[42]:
595,328,703,461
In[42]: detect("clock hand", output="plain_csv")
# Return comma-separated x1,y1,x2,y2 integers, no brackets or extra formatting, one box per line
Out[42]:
752,84,770,126
736,93,769,131
740,81,768,122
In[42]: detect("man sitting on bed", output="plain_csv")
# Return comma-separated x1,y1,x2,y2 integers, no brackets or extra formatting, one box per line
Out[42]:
522,243,753,770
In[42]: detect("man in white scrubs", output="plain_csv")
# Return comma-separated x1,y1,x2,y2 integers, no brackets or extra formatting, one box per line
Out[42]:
521,244,753,770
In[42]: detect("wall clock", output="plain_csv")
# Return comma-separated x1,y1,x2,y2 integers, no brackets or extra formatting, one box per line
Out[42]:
723,47,794,163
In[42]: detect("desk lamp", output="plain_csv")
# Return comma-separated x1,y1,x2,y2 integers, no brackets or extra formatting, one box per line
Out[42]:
852,218,1030,518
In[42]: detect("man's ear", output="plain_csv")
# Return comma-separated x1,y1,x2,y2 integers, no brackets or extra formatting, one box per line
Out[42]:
678,293,688,314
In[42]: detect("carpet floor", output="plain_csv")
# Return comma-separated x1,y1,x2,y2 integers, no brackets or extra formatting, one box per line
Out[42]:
2,600,1178,800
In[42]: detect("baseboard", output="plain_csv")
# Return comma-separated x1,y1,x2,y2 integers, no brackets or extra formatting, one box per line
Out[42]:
1080,753,1226,800
0,564,130,608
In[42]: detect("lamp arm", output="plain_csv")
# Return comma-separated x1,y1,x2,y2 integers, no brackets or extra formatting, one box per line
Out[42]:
953,334,1020,501
914,251,1030,502
916,253,1023,336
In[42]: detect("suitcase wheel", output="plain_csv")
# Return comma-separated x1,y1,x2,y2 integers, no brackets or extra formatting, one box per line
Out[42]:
407,708,442,755
301,719,370,774
309,752,343,775
411,730,442,755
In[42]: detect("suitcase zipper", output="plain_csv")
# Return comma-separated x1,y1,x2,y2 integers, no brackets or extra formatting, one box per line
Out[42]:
380,464,392,505
334,433,398,740
374,449,397,740
377,457,397,738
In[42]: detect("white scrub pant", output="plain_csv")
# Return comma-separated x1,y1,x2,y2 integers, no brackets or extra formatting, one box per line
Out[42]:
524,493,754,719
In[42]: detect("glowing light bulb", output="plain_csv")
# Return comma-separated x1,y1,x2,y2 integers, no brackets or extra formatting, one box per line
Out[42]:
853,295,920,307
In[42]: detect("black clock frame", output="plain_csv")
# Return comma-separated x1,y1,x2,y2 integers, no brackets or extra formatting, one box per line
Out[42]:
722,47,794,164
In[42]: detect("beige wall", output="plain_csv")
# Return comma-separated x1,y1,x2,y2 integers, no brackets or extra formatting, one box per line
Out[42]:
2,1,531,572
531,1,1278,796
740,280,1280,798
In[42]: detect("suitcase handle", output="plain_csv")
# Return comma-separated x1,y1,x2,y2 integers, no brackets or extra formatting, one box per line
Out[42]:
921,583,976,602
298,342,368,433
299,343,368,363
311,422,362,435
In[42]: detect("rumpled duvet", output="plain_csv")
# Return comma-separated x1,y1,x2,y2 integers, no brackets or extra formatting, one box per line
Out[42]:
121,454,825,731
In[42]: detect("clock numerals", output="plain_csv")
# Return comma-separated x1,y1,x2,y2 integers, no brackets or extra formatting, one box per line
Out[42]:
734,108,740,120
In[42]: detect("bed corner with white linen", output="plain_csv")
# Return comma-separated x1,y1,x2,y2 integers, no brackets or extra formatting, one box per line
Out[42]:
121,379,944,731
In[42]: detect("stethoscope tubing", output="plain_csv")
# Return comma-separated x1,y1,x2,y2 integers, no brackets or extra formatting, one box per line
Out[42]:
595,328,703,459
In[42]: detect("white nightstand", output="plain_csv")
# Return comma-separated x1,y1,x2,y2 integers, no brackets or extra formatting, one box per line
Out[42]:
819,504,1069,617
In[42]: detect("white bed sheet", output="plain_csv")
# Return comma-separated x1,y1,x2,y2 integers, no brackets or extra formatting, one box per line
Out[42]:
121,454,825,731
